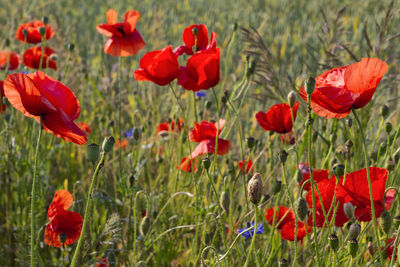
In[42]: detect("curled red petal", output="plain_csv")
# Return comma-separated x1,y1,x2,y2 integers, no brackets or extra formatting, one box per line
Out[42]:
191,138,230,159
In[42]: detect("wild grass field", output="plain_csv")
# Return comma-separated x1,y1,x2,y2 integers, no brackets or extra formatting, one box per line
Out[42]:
1,0,400,266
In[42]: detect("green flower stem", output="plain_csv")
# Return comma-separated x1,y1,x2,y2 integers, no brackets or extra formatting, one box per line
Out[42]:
352,108,384,266
38,33,46,71
71,151,106,267
30,117,43,267
244,204,258,267
306,95,322,267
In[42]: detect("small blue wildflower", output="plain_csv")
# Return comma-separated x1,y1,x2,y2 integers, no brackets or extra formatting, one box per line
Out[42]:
195,91,206,98
124,128,134,138
19,70,31,75
237,221,264,239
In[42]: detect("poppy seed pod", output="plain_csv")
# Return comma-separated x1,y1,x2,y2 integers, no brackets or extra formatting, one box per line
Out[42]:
348,223,361,240
247,173,263,204
278,150,288,164
41,16,49,25
202,158,211,170
385,122,393,133
59,233,67,244
343,202,354,219
272,180,282,194
68,43,75,51
192,26,199,36
287,91,297,107
279,258,289,267
87,143,100,163
139,216,151,236
304,77,315,96
380,210,391,234
39,26,46,36
348,239,358,258
332,163,345,178
246,137,256,150
380,105,389,118
22,28,28,37
346,118,353,128
102,136,115,153
295,198,308,221
232,23,238,31
329,233,339,252
220,191,230,212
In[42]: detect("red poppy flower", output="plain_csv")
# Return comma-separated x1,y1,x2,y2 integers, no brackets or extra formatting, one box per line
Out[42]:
15,20,54,44
299,169,330,191
156,118,185,135
79,122,92,133
0,81,5,113
134,45,180,86
0,51,20,70
177,157,198,172
256,102,299,134
116,139,128,149
265,206,311,241
335,167,389,222
44,190,83,247
178,47,220,91
96,9,146,57
23,46,57,70
384,236,398,260
239,159,253,174
188,119,230,158
3,71,87,144
173,24,217,56
305,175,350,227
299,58,388,119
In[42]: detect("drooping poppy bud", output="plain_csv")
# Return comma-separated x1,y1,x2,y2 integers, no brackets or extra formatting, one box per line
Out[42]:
380,211,392,234
295,198,308,221
343,202,354,219
248,173,263,204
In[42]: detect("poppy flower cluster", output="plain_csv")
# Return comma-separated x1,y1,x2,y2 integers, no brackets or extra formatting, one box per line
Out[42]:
15,19,57,70
134,24,220,91
301,167,394,228
256,102,299,141
265,206,311,241
44,190,83,247
96,9,146,57
300,58,388,119
3,71,87,144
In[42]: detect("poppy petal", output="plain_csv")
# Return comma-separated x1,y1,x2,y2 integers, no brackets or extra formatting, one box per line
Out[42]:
123,10,140,34
106,9,118,25
104,30,146,57
191,138,230,158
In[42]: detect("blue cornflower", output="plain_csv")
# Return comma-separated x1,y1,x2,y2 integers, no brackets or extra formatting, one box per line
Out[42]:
195,91,206,98
237,221,264,239
124,128,134,138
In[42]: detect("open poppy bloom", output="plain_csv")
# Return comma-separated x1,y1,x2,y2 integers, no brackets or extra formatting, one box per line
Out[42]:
188,119,230,158
173,24,217,56
256,102,299,134
0,51,20,70
335,167,390,222
299,169,330,192
3,71,87,144
44,190,83,247
79,122,92,133
116,139,128,149
23,46,57,70
265,206,311,241
299,58,388,119
178,47,220,91
96,9,146,57
238,159,253,174
157,118,185,136
15,20,54,44
177,157,198,172
134,45,180,86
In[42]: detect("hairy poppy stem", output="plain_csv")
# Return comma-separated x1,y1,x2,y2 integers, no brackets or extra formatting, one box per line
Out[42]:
244,204,257,267
38,33,46,71
70,152,106,266
352,108,384,266
30,117,43,267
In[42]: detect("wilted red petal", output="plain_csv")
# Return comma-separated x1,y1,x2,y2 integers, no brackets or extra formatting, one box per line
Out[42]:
191,138,230,158
255,102,299,134
15,20,54,44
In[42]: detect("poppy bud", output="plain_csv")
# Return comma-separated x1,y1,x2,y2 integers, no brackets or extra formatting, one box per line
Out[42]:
68,43,75,51
221,95,228,104
39,26,46,36
385,122,393,133
59,233,67,244
380,105,389,118
332,163,345,178
305,77,315,96
271,180,282,195
139,216,151,236
348,239,358,258
102,136,115,153
279,258,289,267
386,157,395,172
296,169,303,184
295,198,308,221
87,143,100,163
220,191,230,212
380,210,391,234
343,202,354,219
394,215,400,228
22,29,28,37
278,150,288,164
246,137,256,150
345,140,353,151
348,223,361,240
41,16,49,25
232,22,238,31
247,173,263,204
203,158,211,170
192,27,198,36
329,233,339,252
346,118,353,128
287,91,297,107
